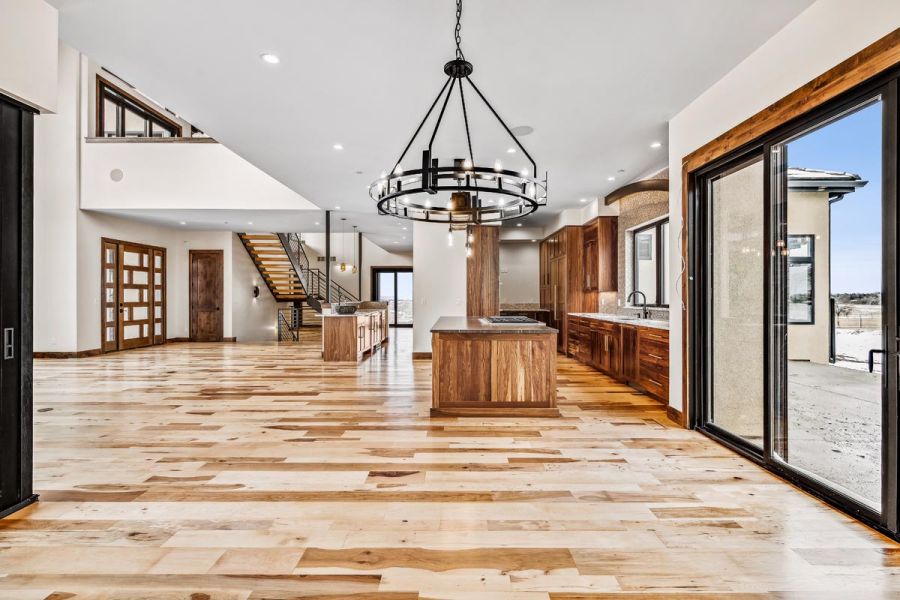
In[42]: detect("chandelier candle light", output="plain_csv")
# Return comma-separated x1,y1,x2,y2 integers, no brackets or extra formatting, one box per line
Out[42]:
370,0,547,226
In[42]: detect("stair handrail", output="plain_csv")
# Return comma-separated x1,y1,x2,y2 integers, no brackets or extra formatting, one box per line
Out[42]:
277,232,358,304
277,307,299,342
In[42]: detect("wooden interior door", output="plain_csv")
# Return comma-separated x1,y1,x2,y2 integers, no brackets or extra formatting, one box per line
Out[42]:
190,250,223,342
117,242,153,350
101,238,166,353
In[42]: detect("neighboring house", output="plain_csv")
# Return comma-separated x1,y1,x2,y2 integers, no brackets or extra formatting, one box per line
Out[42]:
787,167,867,364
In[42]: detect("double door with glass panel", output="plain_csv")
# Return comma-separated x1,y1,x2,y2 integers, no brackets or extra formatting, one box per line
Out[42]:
693,78,898,532
373,268,413,327
101,238,166,352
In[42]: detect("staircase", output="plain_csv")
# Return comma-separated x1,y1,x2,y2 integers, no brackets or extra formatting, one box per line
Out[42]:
238,232,358,331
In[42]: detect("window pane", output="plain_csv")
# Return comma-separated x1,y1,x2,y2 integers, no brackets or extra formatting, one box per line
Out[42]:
661,221,669,305
709,156,765,447
634,227,657,304
377,272,395,325
103,98,118,137
150,121,174,138
396,271,413,325
124,107,147,137
788,262,813,323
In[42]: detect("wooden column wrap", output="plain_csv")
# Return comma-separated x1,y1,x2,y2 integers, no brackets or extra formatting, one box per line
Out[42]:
466,225,500,317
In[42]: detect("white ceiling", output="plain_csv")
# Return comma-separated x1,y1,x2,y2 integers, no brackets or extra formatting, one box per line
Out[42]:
51,0,813,250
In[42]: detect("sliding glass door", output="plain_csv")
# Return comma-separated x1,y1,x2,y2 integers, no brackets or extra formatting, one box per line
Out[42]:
373,268,413,327
772,96,888,513
692,77,898,532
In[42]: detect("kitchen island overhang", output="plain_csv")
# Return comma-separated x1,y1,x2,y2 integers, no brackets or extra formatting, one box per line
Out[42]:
430,316,559,417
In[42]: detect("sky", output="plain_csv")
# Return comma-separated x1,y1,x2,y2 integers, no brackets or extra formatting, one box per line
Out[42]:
787,100,882,294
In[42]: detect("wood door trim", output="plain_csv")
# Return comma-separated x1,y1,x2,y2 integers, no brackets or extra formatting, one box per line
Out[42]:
679,28,900,429
189,249,224,342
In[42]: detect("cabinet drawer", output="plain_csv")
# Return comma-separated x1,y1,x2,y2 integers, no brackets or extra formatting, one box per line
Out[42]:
639,356,668,377
638,373,668,400
639,346,667,368
638,328,669,344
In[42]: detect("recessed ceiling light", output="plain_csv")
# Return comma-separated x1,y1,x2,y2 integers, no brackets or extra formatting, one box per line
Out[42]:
531,239,536,243
260,53,280,64
333,143,343,150
607,176,615,181
506,147,516,154
335,205,341,210
402,227,408,231
179,221,186,226
314,221,320,225
516,223,522,227
247,221,253,225
579,198,587,203
650,141,662,149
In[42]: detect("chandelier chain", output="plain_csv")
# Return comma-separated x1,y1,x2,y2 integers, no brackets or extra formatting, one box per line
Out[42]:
454,0,464,60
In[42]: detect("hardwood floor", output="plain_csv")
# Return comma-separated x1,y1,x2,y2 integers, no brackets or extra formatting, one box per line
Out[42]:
2,328,898,598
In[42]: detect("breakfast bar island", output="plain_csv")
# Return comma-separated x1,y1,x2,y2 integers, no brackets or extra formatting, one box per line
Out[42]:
430,316,558,417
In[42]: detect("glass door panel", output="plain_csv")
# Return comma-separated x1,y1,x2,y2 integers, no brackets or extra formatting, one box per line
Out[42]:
373,269,413,327
377,272,396,326
706,155,766,447
774,98,884,511
396,271,413,325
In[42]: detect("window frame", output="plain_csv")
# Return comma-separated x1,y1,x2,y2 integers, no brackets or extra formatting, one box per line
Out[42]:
631,217,669,307
786,234,815,325
95,77,182,138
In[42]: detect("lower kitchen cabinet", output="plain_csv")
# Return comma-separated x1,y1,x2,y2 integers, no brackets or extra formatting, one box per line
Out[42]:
567,315,669,402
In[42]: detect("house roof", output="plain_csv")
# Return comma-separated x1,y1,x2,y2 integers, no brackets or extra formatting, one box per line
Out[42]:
788,167,868,201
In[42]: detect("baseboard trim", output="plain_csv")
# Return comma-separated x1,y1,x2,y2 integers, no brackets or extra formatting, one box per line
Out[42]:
168,337,237,343
412,352,432,360
666,405,684,426
34,348,101,359
0,494,38,519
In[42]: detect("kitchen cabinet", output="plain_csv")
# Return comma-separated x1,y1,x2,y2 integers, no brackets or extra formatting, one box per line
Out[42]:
568,315,669,402
323,310,383,362
539,226,587,353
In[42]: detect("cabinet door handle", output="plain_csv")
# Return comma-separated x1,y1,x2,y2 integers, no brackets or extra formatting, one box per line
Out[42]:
647,353,662,360
3,328,13,360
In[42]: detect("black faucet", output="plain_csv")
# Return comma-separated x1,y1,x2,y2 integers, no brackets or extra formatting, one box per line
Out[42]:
626,290,649,319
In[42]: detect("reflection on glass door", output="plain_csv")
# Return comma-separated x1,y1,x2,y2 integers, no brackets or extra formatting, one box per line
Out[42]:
774,97,884,511
373,268,413,327
704,154,767,448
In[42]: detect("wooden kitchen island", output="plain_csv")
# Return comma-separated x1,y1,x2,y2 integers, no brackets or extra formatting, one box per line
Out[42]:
322,309,386,362
430,316,558,417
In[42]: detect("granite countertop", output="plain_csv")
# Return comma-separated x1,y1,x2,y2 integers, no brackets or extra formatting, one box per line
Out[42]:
321,309,382,318
568,312,670,331
431,316,558,334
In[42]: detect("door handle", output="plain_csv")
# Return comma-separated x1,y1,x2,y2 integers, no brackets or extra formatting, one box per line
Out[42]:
868,349,885,373
3,328,14,360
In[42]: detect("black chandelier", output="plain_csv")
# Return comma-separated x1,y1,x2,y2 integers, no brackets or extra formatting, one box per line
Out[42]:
370,0,547,225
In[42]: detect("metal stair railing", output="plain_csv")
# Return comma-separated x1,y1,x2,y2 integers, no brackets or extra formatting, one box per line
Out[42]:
278,233,358,309
277,307,299,342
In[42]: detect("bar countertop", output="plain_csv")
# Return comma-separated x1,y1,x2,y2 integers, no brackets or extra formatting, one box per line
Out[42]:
431,316,558,334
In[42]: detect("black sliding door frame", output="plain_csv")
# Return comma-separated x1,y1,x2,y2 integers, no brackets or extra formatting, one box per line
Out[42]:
689,67,900,539
371,267,413,328
0,94,36,519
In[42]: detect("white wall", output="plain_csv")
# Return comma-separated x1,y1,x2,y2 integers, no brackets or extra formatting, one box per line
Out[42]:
231,234,279,342
0,0,57,112
499,242,540,305
33,42,79,352
413,223,466,353
360,236,413,301
80,140,318,211
74,211,236,351
667,0,900,411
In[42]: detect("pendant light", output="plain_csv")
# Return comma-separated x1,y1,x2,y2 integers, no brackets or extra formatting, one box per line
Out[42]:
351,226,359,274
338,218,347,272
370,0,547,225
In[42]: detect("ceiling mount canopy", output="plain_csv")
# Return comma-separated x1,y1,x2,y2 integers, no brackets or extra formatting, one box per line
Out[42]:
370,0,548,225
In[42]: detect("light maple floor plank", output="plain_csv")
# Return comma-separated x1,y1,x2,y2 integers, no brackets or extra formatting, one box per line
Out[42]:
0,328,897,598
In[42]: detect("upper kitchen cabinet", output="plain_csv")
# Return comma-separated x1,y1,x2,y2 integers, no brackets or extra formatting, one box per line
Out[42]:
583,217,617,293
